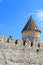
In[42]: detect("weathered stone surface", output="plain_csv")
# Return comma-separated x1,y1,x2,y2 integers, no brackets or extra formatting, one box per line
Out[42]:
0,42,43,65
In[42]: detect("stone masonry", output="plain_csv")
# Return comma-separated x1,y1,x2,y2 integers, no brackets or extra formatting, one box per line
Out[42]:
0,39,43,65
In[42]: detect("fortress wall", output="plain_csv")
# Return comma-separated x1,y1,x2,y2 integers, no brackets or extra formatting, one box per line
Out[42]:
0,36,7,43
15,40,39,48
0,42,43,65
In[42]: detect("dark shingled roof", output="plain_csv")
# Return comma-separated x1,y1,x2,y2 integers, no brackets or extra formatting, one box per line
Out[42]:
21,16,41,33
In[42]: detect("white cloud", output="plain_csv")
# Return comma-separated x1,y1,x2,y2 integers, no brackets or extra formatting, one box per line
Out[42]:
33,10,43,28
27,12,34,16
21,12,34,19
40,23,43,26
34,10,43,22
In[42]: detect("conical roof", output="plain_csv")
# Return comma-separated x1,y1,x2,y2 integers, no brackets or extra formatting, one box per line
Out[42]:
21,16,41,33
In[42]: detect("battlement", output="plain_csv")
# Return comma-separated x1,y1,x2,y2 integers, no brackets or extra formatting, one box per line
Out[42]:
0,35,42,48
0,40,43,65
0,35,43,65
14,39,41,48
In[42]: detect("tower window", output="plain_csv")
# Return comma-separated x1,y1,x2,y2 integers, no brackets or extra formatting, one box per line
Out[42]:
31,42,33,46
15,40,18,44
38,43,40,47
36,49,39,52
23,41,26,45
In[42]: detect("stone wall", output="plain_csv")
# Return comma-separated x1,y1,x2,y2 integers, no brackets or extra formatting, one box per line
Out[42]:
0,35,6,43
0,40,43,65
22,30,40,42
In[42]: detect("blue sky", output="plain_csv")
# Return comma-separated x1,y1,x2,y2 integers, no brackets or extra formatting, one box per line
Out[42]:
0,0,43,42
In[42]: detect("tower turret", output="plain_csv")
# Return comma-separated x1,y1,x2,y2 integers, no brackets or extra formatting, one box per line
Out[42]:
21,16,41,43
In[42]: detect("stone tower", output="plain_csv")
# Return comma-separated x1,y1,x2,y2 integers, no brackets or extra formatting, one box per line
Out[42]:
21,16,41,42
